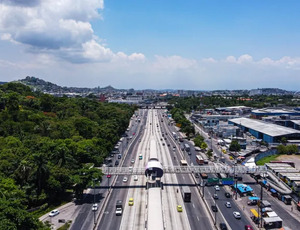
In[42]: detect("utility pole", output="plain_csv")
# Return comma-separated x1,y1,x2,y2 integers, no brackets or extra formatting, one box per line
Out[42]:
260,173,265,229
93,178,98,225
234,161,238,200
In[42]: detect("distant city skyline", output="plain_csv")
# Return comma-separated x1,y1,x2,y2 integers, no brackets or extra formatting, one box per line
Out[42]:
0,0,299,90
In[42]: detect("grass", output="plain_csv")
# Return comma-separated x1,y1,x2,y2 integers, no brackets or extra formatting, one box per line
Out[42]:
57,221,72,230
256,154,279,165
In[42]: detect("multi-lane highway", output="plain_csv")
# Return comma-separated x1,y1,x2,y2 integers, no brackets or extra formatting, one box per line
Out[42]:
71,108,287,230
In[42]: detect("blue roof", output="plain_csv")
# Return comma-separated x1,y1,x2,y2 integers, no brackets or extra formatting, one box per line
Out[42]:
234,184,253,193
249,196,260,201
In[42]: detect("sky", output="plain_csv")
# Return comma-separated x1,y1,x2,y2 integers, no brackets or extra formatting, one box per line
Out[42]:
0,0,299,90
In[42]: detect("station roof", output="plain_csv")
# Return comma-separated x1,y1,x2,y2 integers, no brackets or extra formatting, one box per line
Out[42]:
291,120,300,125
229,117,300,137
252,108,300,115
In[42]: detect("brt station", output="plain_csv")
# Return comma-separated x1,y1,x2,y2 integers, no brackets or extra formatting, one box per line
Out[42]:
100,164,268,179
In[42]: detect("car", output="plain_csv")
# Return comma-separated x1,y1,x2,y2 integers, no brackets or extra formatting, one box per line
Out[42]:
123,177,128,183
133,175,138,181
162,143,165,146
177,205,183,212
214,185,220,191
160,138,163,141
213,194,218,199
211,205,218,212
167,143,170,147
132,132,135,135
194,173,200,178
92,203,98,211
233,211,241,219
245,225,253,230
128,198,134,206
139,139,141,142
225,202,231,208
131,159,135,164
115,160,119,166
118,154,122,159
164,137,167,140
225,192,231,198
219,223,228,230
49,209,60,217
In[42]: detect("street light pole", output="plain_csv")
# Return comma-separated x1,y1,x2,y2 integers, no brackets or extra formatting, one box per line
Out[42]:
234,161,238,200
93,178,98,225
214,190,217,226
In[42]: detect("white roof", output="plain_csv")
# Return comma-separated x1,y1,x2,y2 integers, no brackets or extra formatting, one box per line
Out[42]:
291,120,300,125
229,117,300,137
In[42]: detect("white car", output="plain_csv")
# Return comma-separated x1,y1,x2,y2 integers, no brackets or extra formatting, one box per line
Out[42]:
133,175,138,181
225,202,231,208
214,185,220,191
131,159,135,164
123,177,128,183
233,211,241,219
49,209,60,217
92,203,98,211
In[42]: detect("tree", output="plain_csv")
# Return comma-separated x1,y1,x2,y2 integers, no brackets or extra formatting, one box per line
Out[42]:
201,142,208,151
229,140,241,152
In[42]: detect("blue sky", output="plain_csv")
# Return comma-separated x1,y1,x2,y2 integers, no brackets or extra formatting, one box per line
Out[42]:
0,0,299,90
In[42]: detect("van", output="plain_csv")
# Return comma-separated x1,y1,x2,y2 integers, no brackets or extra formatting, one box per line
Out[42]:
129,166,133,173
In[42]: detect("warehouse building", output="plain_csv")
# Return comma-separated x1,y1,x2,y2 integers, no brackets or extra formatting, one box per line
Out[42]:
228,117,300,143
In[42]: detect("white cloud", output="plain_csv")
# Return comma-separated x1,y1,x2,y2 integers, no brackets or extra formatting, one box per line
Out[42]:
153,55,197,71
225,56,236,63
237,54,253,63
0,0,142,63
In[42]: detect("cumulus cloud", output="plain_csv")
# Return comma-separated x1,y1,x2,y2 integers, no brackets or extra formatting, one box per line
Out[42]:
0,0,141,63
153,55,197,71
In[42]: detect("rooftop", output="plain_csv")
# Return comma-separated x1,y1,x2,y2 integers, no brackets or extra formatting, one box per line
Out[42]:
229,117,300,137
252,108,300,115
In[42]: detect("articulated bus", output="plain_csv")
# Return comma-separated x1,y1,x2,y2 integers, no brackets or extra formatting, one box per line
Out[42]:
196,155,204,165
180,160,188,166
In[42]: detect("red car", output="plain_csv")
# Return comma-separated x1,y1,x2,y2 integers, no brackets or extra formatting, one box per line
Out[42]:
245,225,253,230
132,132,135,135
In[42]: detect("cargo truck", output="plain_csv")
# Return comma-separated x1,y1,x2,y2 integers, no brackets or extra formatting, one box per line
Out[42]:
115,200,123,216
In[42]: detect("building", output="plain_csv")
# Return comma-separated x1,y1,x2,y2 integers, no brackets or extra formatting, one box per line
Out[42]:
229,117,300,143
251,108,300,119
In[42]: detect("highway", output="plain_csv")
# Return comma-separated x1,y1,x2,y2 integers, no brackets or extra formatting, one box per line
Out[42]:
71,109,146,230
158,111,213,230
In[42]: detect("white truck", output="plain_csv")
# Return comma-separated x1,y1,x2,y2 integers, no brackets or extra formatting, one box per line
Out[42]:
115,200,123,216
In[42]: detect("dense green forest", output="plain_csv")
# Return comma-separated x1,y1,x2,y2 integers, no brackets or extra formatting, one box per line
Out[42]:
0,83,136,229
167,95,300,113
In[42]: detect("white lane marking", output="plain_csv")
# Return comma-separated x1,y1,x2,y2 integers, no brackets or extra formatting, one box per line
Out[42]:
193,203,195,209
197,216,199,221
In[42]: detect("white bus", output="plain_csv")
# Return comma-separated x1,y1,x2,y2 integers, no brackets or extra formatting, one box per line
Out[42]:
180,160,188,166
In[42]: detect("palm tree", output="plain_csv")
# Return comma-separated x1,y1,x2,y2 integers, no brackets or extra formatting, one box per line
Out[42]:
14,159,32,186
32,153,49,195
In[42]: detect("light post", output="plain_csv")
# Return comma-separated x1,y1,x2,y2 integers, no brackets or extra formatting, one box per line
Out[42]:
234,160,238,200
259,173,266,229
214,190,218,226
200,179,205,198
93,178,98,225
